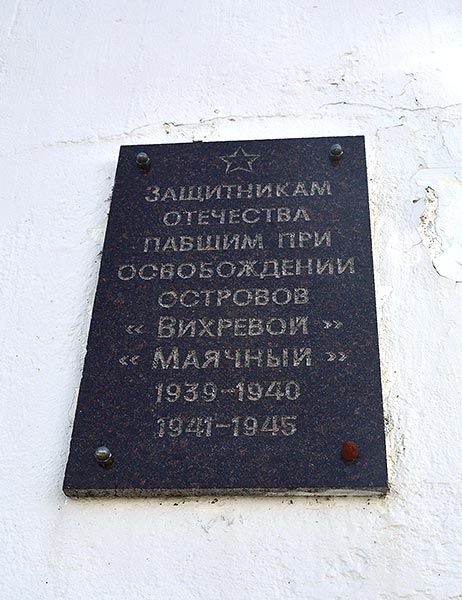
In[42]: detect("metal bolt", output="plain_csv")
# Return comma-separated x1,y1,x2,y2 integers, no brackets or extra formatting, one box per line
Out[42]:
95,446,113,466
136,152,150,170
329,143,344,160
341,440,359,462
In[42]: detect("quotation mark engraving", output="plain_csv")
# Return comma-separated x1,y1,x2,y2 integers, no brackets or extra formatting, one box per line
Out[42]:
125,324,144,334
326,351,349,362
119,355,140,366
322,320,343,329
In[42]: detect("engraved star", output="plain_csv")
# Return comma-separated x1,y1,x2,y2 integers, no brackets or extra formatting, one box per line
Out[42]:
220,146,260,174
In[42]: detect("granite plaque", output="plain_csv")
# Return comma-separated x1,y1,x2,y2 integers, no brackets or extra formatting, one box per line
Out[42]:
63,136,388,497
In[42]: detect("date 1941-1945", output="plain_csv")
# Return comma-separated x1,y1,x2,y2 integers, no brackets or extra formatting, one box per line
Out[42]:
155,415,298,438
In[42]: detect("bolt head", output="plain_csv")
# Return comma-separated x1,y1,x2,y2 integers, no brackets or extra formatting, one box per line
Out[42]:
329,143,344,160
136,152,150,169
95,446,112,465
341,440,359,462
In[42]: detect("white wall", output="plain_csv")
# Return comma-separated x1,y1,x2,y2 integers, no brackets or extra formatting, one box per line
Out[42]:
1,1,462,598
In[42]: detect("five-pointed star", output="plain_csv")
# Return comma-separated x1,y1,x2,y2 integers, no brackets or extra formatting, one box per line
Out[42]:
220,146,260,174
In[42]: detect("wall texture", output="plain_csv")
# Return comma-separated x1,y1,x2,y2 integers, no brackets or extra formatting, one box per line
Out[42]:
1,1,462,598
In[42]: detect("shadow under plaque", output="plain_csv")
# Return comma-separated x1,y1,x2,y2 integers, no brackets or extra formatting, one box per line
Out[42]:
63,136,388,497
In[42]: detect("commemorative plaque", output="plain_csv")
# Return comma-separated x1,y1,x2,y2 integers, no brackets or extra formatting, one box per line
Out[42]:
63,136,388,497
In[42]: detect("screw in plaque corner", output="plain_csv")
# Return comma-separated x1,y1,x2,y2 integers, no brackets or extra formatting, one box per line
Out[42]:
341,440,359,462
329,143,344,161
136,151,151,172
94,446,113,467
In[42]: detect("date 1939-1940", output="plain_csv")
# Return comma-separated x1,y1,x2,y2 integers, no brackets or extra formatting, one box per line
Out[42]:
153,381,301,403
155,415,298,438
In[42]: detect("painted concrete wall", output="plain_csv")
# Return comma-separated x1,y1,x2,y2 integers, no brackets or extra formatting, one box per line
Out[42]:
1,1,462,598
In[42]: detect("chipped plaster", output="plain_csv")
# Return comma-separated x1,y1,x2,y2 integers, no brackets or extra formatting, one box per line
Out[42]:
416,173,462,281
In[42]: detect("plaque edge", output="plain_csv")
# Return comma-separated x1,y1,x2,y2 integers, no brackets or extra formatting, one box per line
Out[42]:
63,485,389,499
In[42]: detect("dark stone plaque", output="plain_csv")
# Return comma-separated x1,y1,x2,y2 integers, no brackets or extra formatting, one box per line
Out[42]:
63,136,388,497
